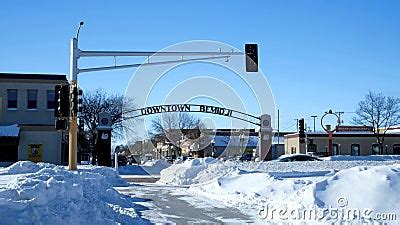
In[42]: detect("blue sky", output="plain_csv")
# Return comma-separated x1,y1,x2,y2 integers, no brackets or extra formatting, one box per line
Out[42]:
1,0,399,131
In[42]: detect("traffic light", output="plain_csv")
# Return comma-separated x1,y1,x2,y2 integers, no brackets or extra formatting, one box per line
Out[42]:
71,86,78,116
299,118,305,143
55,118,68,130
299,118,305,136
78,89,83,113
245,44,258,72
78,118,84,132
55,84,69,118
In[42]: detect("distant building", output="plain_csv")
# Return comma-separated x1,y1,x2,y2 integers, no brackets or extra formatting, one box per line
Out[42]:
0,73,67,165
284,126,400,156
153,129,290,160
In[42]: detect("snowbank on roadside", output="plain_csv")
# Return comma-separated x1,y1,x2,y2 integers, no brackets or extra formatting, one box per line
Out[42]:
0,161,55,175
0,161,128,187
78,165,128,186
158,156,400,222
0,162,143,224
159,156,400,185
118,159,171,176
158,157,220,185
189,164,400,223
323,155,400,161
315,165,400,216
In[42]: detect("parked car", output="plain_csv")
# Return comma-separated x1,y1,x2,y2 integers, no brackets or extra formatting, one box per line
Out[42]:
127,155,138,165
275,154,322,162
239,153,253,162
165,156,174,164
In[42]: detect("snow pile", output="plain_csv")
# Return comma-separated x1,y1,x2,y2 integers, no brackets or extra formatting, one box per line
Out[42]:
0,162,144,224
0,161,55,175
119,159,171,176
159,157,221,185
159,158,400,185
315,165,400,216
78,165,128,186
190,164,400,223
323,155,400,161
0,161,128,187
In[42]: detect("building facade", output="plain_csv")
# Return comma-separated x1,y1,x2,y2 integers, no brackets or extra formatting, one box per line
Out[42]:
0,73,67,165
151,129,289,160
284,131,400,156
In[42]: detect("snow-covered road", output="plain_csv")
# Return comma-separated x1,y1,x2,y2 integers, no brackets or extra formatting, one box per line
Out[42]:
117,183,254,224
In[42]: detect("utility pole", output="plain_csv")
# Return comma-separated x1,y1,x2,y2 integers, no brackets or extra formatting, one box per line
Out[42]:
277,109,280,152
336,111,344,125
311,115,318,132
305,121,308,154
295,119,299,132
69,37,79,170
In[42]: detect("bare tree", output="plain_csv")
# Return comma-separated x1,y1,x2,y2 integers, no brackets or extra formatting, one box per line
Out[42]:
79,89,136,163
150,112,204,144
353,90,400,154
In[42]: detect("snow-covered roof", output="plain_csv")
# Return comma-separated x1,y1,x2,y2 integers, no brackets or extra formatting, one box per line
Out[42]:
213,135,258,147
213,135,283,147
0,124,20,137
386,128,400,134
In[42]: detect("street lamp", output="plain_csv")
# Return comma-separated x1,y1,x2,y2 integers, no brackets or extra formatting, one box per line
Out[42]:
321,109,339,156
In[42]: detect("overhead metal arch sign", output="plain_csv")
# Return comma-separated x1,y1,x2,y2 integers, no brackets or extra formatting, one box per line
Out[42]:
129,104,261,126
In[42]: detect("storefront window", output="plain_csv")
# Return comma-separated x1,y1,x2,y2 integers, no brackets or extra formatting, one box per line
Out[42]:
351,144,360,156
372,143,380,155
308,144,317,152
393,144,400,155
333,144,339,155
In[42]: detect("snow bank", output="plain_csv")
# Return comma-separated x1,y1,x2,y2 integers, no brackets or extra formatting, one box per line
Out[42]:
0,161,128,187
190,164,400,223
159,157,400,185
323,155,400,161
158,156,400,222
118,159,170,176
78,165,128,186
0,161,55,175
159,157,221,185
315,165,400,215
0,162,143,224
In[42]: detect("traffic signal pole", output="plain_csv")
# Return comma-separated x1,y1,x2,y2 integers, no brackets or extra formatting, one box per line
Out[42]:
66,24,256,170
69,38,79,170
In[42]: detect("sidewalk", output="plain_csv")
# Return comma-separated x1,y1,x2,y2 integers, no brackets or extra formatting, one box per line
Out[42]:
120,174,160,183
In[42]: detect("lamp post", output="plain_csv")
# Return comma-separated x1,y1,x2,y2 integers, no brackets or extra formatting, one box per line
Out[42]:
321,109,339,156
